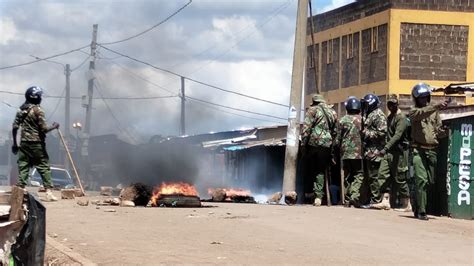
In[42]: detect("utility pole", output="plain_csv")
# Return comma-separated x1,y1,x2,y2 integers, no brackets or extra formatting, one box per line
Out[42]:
64,63,71,171
180,76,186,136
81,24,98,177
282,0,308,200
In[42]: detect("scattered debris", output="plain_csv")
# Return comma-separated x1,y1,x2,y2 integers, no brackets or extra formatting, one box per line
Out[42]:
210,241,223,245
284,191,297,205
60,189,76,200
268,192,283,204
120,200,135,207
120,183,152,207
73,189,85,197
76,199,89,206
103,209,116,213
100,186,113,196
51,233,58,238
207,188,256,203
90,199,101,205
103,198,120,206
209,188,226,202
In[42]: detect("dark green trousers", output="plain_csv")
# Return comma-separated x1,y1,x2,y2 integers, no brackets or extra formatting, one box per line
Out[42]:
378,150,410,199
305,146,331,199
366,159,381,204
17,142,53,188
413,147,437,214
343,159,364,204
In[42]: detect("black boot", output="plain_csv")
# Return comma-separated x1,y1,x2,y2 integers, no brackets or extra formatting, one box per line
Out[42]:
417,213,429,221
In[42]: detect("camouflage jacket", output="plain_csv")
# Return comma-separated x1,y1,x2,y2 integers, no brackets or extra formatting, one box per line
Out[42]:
408,104,446,147
12,103,50,142
384,109,409,152
336,114,362,160
301,103,337,148
362,108,387,161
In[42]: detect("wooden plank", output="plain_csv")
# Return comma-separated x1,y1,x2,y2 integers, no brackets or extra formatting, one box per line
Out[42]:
9,186,25,221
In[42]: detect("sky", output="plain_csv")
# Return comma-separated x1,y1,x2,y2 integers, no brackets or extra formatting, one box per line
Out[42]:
0,0,354,143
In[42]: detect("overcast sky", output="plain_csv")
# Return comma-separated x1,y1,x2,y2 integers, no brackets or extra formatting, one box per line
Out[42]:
0,0,353,143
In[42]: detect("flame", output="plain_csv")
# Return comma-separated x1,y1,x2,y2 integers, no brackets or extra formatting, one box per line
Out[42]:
208,188,252,199
151,182,199,206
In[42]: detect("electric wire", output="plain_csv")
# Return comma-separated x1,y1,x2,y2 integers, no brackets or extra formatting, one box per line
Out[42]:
0,44,90,70
185,95,286,121
98,45,289,108
99,0,192,46
186,97,282,124
47,87,66,120
94,82,138,143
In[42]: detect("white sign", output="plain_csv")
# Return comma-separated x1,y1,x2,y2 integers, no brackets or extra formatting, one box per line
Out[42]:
458,123,472,206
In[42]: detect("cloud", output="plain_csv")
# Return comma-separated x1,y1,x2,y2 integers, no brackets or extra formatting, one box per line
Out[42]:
0,17,17,45
0,0,348,141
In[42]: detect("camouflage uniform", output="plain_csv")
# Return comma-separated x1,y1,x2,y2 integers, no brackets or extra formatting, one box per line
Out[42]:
362,108,387,204
12,103,54,188
408,104,446,215
377,96,410,202
336,114,363,205
301,95,337,201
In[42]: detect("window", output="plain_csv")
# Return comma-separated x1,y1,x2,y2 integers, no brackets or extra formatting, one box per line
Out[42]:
371,26,378,52
327,39,333,64
346,34,354,59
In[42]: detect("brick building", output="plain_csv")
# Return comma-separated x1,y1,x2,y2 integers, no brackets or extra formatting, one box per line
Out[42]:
305,0,474,113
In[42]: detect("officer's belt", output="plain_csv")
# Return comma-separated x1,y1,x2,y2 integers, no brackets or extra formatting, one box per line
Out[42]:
412,143,438,150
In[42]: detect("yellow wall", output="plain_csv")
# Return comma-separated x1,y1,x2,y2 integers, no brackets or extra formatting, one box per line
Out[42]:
306,8,474,106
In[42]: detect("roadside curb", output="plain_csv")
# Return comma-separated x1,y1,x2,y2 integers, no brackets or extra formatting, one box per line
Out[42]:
46,235,97,266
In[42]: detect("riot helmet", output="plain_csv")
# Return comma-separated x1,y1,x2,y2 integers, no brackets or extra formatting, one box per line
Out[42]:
411,82,431,106
25,86,43,104
362,93,380,113
345,96,361,114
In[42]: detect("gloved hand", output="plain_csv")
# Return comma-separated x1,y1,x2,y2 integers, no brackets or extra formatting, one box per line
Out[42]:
52,122,60,129
11,144,19,155
379,149,386,156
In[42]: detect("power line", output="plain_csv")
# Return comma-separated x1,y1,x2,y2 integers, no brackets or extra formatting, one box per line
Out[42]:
99,0,192,46
185,95,286,121
94,82,138,143
0,90,177,100
48,87,66,119
186,97,282,124
71,55,91,72
98,45,289,108
0,44,90,70
96,51,179,96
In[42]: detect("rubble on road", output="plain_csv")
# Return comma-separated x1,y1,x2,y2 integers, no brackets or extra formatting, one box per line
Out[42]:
284,191,297,205
61,189,76,199
120,200,135,207
76,199,89,206
100,186,113,196
267,192,282,204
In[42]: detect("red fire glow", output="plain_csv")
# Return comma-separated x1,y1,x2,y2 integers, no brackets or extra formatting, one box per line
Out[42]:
151,182,199,206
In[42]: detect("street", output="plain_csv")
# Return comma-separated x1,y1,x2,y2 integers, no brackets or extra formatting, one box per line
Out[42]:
43,194,473,265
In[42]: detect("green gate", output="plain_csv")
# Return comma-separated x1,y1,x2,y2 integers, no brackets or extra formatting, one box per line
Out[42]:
447,116,474,219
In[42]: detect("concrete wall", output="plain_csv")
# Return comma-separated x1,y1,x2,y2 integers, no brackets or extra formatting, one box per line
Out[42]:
400,23,468,81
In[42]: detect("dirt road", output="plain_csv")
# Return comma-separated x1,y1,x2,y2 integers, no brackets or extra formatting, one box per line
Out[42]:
41,194,474,265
